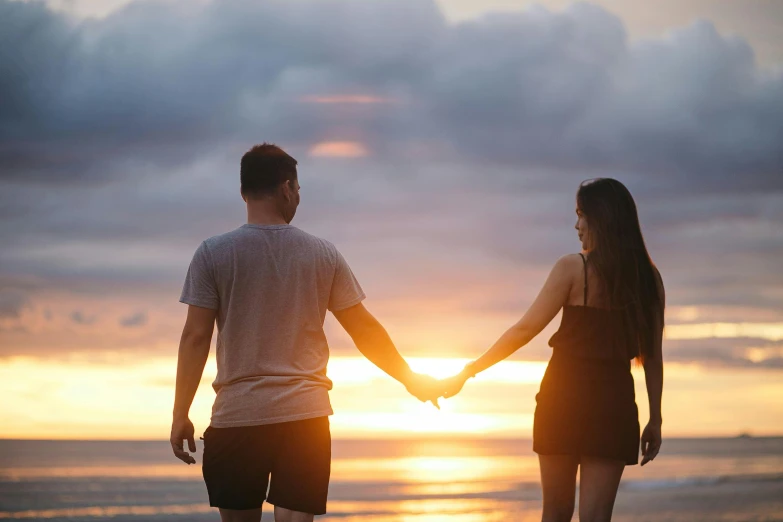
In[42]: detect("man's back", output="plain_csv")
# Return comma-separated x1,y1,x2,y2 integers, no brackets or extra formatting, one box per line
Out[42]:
180,223,365,427
171,143,437,520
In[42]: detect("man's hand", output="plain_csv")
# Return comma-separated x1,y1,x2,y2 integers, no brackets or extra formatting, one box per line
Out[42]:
170,416,197,464
405,373,442,409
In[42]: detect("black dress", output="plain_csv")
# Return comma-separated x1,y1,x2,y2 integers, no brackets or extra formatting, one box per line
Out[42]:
533,253,641,465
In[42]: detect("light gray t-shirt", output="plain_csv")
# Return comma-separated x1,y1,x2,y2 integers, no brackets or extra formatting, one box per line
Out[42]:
179,224,365,427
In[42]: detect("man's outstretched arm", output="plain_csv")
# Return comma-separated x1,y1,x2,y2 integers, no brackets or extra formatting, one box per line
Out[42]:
171,304,216,464
333,302,440,408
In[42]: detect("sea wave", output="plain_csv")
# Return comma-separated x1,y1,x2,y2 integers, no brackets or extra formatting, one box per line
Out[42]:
621,472,783,491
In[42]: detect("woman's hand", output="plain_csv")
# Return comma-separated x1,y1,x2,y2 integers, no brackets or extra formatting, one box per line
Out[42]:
640,421,662,466
441,372,470,399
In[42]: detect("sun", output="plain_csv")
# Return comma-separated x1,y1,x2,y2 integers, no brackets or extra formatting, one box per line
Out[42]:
326,357,545,438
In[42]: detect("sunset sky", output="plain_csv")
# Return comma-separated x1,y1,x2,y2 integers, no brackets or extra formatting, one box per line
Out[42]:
1,0,782,440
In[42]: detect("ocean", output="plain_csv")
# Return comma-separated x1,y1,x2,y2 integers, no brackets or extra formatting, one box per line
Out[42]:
1,437,782,521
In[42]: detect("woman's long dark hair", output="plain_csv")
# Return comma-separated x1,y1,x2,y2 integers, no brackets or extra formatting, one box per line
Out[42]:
577,178,664,363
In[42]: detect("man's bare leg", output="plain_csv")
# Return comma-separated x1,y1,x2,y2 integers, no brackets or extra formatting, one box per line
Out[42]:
219,508,262,522
274,506,314,522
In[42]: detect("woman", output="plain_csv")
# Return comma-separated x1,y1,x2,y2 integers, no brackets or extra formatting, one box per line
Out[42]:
442,178,664,522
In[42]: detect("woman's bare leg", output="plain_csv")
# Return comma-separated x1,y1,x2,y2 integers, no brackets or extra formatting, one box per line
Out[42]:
539,454,580,522
578,457,625,522
274,506,314,522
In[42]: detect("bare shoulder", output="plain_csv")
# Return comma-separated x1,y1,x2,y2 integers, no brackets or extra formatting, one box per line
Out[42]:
546,254,583,290
552,253,584,275
545,254,583,306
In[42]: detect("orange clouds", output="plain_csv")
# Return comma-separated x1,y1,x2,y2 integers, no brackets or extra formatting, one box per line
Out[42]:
301,94,393,160
309,141,369,158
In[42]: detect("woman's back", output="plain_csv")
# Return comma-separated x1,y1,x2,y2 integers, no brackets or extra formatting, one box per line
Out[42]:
549,253,638,364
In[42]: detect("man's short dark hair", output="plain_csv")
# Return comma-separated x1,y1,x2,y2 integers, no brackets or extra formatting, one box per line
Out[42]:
240,143,298,198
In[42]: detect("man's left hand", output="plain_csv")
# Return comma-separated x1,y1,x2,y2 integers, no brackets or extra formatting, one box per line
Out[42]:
405,373,442,409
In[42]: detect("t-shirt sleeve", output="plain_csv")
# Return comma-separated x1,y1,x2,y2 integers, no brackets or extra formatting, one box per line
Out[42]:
179,241,219,310
328,249,366,312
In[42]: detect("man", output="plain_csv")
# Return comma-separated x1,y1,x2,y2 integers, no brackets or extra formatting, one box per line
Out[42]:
170,143,441,522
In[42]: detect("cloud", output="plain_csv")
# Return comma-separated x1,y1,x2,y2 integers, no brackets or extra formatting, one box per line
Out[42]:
309,141,369,158
119,311,147,327
1,0,781,187
300,95,398,105
70,310,96,325
0,0,781,362
0,290,28,318
665,337,783,369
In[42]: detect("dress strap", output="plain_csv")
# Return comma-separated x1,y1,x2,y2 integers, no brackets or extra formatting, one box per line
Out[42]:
578,253,588,306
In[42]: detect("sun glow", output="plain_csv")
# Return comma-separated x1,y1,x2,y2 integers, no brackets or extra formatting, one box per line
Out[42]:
332,455,532,483
665,322,783,341
2,355,783,439
327,358,546,384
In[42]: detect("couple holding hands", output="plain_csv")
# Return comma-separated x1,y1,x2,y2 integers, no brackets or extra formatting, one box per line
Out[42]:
171,143,664,522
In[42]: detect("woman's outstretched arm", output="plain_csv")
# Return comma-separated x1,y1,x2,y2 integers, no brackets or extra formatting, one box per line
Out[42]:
442,254,576,398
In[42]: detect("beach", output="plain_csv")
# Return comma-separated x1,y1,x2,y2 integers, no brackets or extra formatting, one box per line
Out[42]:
1,436,782,521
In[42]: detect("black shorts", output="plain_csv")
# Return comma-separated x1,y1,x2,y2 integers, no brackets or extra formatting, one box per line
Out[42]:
201,416,331,515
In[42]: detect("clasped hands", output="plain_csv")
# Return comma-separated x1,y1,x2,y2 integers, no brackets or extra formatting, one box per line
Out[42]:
404,366,474,409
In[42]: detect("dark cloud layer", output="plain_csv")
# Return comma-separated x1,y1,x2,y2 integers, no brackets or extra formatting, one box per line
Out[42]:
1,0,781,186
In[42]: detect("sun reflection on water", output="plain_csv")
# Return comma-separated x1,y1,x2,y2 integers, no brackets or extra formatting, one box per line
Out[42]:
332,455,538,483
328,499,543,522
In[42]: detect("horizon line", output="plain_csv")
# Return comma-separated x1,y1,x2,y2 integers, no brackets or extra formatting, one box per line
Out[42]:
1,433,780,443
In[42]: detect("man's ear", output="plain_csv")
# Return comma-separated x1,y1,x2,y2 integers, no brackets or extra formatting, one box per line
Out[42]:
282,180,294,202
